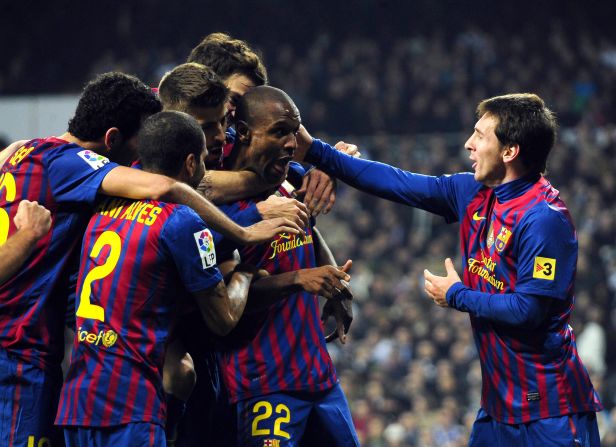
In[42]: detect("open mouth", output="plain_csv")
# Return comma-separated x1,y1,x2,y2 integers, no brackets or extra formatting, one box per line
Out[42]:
271,156,292,175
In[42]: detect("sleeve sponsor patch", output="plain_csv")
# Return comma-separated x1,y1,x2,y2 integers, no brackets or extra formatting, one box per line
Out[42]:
77,150,110,170
193,229,217,269
533,256,556,280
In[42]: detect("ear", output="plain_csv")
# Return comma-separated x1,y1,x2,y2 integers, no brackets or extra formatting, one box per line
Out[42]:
502,144,520,164
185,152,197,178
235,121,251,144
103,127,122,153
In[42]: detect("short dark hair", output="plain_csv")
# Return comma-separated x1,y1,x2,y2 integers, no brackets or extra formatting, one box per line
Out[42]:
477,93,557,174
68,72,161,141
187,33,268,86
158,63,229,112
137,111,205,177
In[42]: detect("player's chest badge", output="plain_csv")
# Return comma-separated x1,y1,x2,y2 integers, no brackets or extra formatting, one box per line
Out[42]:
495,226,512,252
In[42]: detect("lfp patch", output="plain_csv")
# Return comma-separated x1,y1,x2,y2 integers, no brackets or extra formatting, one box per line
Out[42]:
193,229,217,269
77,150,110,170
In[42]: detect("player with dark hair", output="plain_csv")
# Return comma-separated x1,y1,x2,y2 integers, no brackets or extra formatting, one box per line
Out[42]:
56,111,258,446
187,32,267,114
0,72,300,447
213,86,359,447
186,33,342,219
297,93,603,446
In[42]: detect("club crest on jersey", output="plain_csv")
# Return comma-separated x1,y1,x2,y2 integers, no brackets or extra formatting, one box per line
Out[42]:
193,229,217,268
263,440,280,447
77,150,110,170
495,227,512,252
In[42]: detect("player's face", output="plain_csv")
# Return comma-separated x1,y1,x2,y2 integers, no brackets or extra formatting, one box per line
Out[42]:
188,103,227,169
243,100,300,185
465,113,507,187
225,73,256,121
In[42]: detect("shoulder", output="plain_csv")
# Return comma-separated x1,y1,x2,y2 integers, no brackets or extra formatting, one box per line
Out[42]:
520,200,573,232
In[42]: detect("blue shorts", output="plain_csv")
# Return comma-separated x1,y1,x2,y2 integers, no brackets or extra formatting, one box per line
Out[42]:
0,349,63,447
469,408,601,447
236,383,359,447
63,422,165,447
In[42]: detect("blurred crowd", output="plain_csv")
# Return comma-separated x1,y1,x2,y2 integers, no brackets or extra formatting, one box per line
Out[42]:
3,9,616,445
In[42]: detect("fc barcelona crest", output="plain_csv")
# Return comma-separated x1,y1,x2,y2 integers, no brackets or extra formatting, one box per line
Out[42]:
495,227,512,252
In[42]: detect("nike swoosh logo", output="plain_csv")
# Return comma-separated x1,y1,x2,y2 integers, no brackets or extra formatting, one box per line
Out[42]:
473,212,486,221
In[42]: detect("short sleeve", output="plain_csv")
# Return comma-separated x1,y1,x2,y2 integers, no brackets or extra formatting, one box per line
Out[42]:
514,205,577,300
44,145,118,204
159,206,224,293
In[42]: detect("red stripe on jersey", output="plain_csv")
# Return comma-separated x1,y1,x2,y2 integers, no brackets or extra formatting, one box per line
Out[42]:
9,362,23,447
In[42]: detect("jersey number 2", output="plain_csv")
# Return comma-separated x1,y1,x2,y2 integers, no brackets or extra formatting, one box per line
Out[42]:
76,231,122,322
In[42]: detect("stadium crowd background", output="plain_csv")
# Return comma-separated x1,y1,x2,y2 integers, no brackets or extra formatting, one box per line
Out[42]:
2,1,616,445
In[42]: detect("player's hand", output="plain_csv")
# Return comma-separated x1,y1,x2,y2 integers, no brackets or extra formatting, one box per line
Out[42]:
424,258,461,307
241,217,304,245
297,260,352,299
334,141,361,158
294,124,314,161
13,200,52,240
321,284,353,344
297,169,337,216
256,195,309,228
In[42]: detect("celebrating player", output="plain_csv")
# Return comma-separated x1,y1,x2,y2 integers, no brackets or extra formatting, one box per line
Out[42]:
214,86,360,446
0,72,301,447
187,32,338,217
298,93,603,446
56,111,259,446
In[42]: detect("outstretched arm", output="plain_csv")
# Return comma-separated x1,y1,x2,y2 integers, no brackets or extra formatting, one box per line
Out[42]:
198,169,269,204
100,166,302,245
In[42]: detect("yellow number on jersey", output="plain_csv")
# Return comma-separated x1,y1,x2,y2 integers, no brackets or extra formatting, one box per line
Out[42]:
76,231,122,322
252,401,273,436
0,172,17,245
251,400,291,439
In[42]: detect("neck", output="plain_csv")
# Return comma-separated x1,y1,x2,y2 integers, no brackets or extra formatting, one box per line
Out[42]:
59,132,106,152
226,142,249,172
486,162,531,188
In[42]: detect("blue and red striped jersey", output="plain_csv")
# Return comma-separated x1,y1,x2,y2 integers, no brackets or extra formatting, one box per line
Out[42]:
0,137,117,371
306,139,603,423
457,175,602,423
56,197,223,427
217,182,337,404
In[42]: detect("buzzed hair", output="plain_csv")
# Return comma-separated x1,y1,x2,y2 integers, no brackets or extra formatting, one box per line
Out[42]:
187,33,268,86
235,86,296,127
137,111,205,177
158,63,229,112
477,93,557,174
